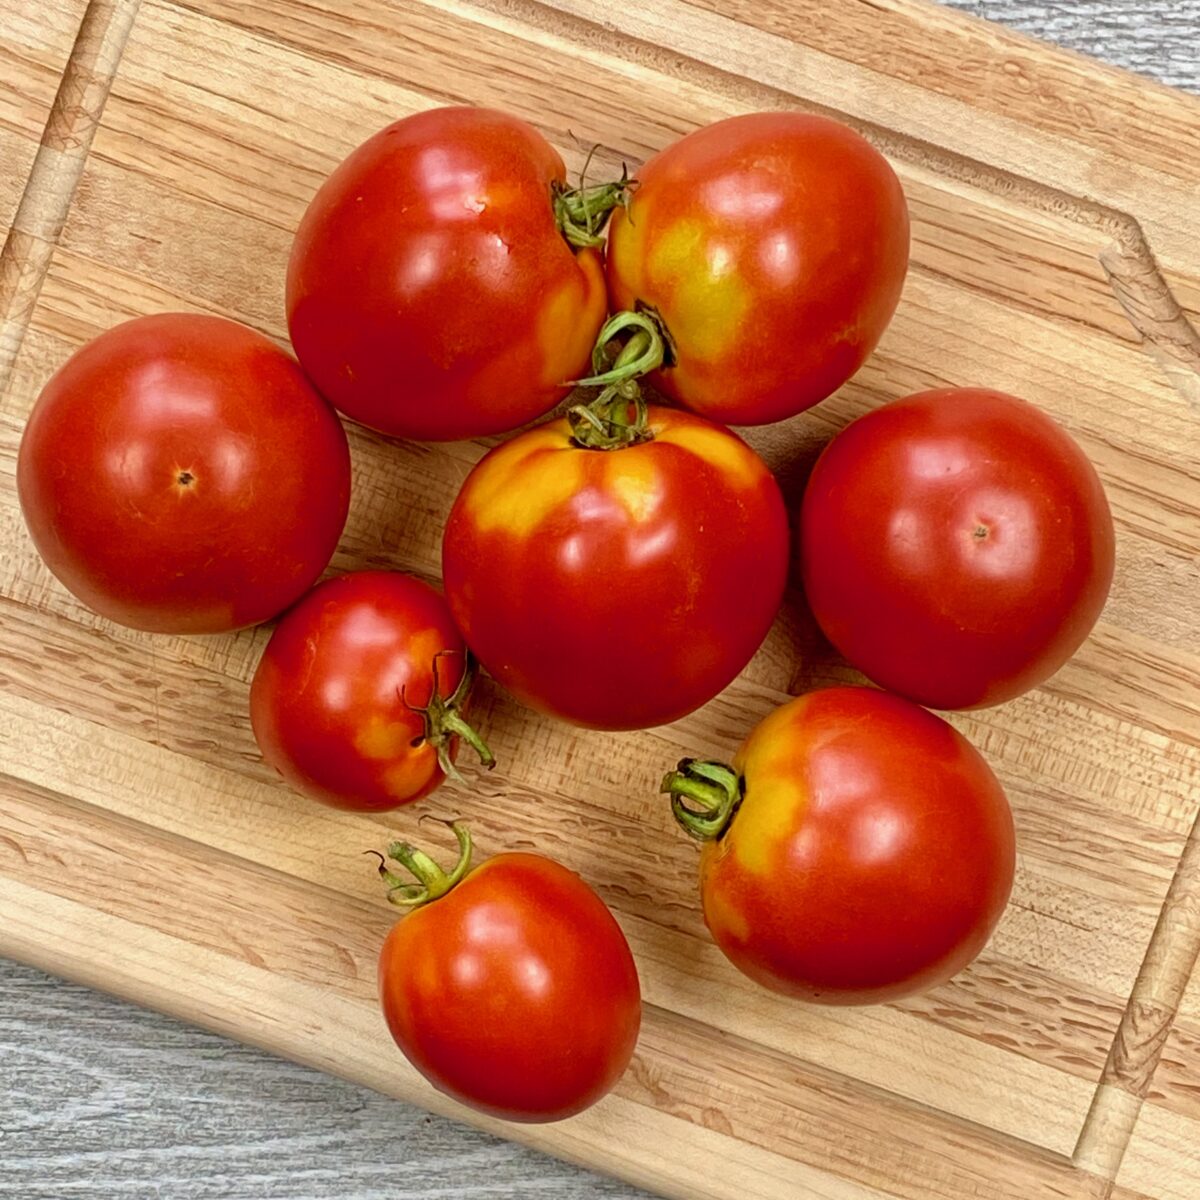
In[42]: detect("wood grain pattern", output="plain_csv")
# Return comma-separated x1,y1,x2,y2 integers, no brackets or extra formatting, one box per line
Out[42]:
0,962,647,1200
952,1,1200,94
1,1,1198,1198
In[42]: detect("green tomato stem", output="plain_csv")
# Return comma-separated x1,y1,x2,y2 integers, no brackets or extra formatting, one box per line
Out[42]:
566,312,673,450
373,821,474,910
407,650,495,785
661,759,742,841
577,310,667,388
552,159,631,249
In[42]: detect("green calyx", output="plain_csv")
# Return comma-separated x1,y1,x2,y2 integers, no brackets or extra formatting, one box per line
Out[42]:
567,309,669,450
371,820,474,910
405,650,496,786
660,758,743,841
553,174,631,249
552,148,632,250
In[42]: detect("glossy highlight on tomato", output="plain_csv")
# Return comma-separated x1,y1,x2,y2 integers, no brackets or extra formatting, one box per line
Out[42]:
287,106,611,441
605,112,910,425
377,825,641,1122
17,313,350,634
800,388,1116,709
664,687,1016,1005
441,405,790,730
250,571,492,812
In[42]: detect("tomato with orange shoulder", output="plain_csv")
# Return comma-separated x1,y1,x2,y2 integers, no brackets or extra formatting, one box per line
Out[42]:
663,687,1016,1004
250,571,492,811
287,106,624,441
441,380,789,731
591,112,910,425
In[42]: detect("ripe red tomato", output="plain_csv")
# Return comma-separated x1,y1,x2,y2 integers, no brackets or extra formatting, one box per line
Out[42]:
17,313,350,634
800,388,1116,709
604,112,909,425
287,106,614,441
250,571,492,811
377,824,641,1122
441,405,789,730
663,687,1015,1004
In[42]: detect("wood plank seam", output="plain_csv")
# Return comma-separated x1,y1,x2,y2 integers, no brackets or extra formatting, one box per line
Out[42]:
467,0,1200,410
0,768,1121,1199
1073,803,1200,1188
0,0,142,393
0,692,1181,1190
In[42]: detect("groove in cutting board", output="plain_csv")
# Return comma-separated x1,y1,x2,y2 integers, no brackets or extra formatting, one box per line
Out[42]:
1074,807,1200,1179
0,0,142,388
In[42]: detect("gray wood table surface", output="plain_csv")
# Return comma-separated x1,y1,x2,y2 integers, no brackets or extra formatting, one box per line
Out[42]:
3,3,1198,1198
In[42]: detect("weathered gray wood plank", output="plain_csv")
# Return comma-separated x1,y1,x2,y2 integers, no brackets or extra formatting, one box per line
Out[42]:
0,962,643,1199
2,4,1197,1200
952,0,1199,92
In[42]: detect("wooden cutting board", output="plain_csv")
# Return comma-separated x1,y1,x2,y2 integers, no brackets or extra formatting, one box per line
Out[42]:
2,1,1199,1197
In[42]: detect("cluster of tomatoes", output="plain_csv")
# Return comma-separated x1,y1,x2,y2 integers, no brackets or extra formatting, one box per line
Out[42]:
16,106,1115,1124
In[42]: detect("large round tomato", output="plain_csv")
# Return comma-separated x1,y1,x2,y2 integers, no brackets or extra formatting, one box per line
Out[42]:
377,825,641,1122
800,388,1116,709
605,112,909,425
17,313,350,634
287,106,612,441
441,405,789,730
663,687,1015,1004
250,571,491,811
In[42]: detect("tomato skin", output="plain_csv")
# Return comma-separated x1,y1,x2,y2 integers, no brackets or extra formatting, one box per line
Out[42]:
441,406,790,730
379,852,641,1122
606,112,909,425
250,571,471,811
698,687,1015,1005
799,388,1116,709
17,313,350,634
287,106,607,441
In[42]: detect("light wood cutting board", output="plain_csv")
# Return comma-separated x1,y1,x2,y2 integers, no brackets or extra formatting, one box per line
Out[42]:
1,2,1199,1197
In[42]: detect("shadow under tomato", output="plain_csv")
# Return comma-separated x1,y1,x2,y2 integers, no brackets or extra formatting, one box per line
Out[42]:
778,580,872,698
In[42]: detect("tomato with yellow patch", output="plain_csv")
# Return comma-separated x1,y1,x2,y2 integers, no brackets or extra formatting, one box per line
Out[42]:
287,106,614,441
606,112,910,425
441,406,789,730
664,687,1015,1004
250,571,491,811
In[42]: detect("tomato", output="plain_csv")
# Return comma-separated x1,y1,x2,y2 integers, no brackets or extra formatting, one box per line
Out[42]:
287,106,618,441
663,687,1015,1004
799,388,1116,709
376,824,641,1122
603,112,909,425
250,571,492,811
441,402,789,730
17,313,350,634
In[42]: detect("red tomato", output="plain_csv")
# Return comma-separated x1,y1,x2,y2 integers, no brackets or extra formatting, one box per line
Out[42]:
441,405,789,730
287,106,614,441
605,112,909,425
664,687,1015,1004
250,571,492,811
17,313,350,634
377,824,641,1122
800,388,1116,709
